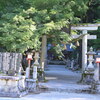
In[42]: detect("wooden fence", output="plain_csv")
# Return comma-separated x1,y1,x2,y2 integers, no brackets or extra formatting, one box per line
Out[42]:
0,52,22,73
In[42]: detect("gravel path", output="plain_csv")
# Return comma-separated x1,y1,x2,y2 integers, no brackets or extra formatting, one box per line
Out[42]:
40,65,90,91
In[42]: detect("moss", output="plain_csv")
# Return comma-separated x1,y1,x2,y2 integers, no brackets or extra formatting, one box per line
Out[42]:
38,71,43,75
0,71,7,76
77,72,87,83
43,78,48,82
36,80,39,84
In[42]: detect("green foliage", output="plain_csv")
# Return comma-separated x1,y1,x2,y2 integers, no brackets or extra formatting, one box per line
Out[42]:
86,0,100,50
0,0,89,53
0,0,29,12
0,11,37,52
88,27,100,50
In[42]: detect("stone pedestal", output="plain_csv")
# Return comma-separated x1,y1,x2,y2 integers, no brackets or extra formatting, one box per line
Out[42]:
0,76,28,97
80,47,96,84
94,63,99,81
25,79,37,92
33,65,37,81
84,70,94,84
26,67,30,78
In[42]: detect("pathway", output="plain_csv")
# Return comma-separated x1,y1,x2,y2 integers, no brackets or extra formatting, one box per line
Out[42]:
40,65,90,91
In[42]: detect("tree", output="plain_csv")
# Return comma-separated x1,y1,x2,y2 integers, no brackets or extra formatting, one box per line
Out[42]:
82,0,100,23
0,12,37,52
84,0,100,50
0,0,89,53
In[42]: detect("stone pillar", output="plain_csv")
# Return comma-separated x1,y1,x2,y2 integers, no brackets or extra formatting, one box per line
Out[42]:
33,52,39,81
40,35,47,71
94,63,100,82
18,67,22,77
71,59,74,69
25,53,33,79
25,60,31,79
82,30,88,72
33,65,37,81
26,67,30,78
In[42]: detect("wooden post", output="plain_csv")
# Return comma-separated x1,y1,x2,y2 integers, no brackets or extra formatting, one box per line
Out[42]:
40,35,47,71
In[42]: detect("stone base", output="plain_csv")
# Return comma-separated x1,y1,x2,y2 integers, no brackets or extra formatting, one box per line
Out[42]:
79,71,94,84
0,91,28,98
37,71,45,82
0,76,28,97
26,79,38,92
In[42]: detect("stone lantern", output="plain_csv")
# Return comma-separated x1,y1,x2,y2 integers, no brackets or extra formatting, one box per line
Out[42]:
83,47,96,84
25,51,39,92
86,47,96,71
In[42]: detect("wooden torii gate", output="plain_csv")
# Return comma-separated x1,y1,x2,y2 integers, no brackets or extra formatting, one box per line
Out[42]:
71,24,100,72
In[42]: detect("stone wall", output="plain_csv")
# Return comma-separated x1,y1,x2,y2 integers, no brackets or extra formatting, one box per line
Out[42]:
0,52,22,74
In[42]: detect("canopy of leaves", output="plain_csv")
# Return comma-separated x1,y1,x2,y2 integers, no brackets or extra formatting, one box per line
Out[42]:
85,0,100,50
0,12,38,52
0,0,89,53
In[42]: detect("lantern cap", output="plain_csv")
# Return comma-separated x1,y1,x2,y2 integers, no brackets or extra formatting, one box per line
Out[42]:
86,47,96,55
90,47,93,51
26,53,33,60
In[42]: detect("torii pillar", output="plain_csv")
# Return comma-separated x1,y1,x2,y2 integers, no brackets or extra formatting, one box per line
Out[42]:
71,24,99,72
40,35,47,71
82,30,88,71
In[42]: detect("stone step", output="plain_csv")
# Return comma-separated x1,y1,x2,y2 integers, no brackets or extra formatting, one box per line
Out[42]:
48,60,66,65
38,84,100,94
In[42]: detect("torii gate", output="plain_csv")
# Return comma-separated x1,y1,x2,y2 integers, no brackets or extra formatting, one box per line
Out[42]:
40,24,100,73
71,24,100,72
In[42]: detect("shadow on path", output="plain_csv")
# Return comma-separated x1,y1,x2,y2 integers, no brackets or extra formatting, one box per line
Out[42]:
39,65,90,91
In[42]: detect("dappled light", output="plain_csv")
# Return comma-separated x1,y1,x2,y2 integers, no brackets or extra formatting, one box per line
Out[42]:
0,0,100,99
